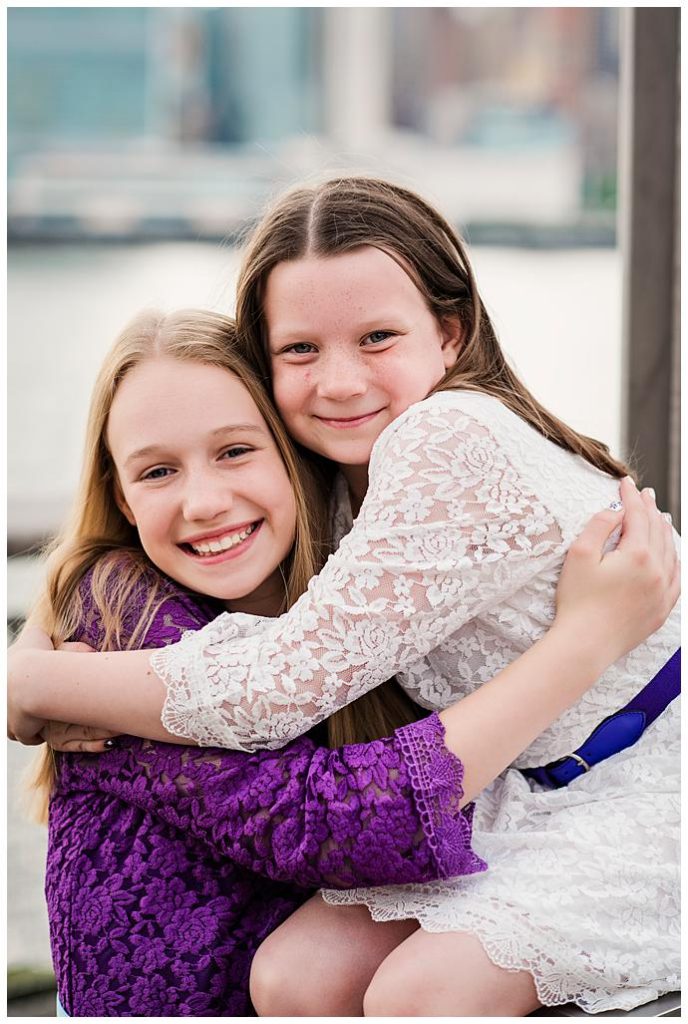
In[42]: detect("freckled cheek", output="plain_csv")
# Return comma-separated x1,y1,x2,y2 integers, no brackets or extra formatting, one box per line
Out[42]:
385,349,442,398
273,372,309,420
371,360,407,397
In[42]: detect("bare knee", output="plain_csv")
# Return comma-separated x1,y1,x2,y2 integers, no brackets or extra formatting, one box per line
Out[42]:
363,956,426,1017
250,928,312,1016
250,921,370,1017
363,931,540,1017
250,894,405,1017
364,962,535,1018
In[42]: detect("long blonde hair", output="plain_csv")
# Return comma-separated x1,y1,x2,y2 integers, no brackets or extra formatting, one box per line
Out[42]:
235,175,633,746
30,308,330,819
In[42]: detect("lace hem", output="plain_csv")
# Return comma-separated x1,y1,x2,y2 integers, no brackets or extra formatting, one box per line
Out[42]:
320,893,679,1013
394,714,486,879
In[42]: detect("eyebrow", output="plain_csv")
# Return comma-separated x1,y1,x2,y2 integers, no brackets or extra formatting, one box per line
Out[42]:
269,314,406,344
124,424,267,467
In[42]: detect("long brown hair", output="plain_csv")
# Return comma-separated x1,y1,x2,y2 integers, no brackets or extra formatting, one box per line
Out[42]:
30,308,330,819
235,175,632,746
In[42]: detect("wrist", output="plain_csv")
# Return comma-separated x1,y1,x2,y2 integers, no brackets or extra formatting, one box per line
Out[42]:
547,617,614,683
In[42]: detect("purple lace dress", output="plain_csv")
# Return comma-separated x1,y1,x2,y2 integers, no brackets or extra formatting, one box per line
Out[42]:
46,567,485,1016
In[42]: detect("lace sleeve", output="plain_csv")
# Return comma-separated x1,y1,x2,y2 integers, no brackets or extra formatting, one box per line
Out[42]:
151,394,564,750
58,713,486,889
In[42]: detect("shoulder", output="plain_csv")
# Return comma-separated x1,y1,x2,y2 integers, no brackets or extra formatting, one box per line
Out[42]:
73,551,222,651
368,390,515,475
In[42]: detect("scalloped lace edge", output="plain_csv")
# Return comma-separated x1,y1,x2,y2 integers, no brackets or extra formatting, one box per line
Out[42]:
395,713,487,879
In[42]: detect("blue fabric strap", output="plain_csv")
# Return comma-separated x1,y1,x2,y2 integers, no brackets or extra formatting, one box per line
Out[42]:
524,649,680,789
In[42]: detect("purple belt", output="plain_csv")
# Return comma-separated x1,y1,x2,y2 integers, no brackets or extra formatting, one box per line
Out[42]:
524,648,680,788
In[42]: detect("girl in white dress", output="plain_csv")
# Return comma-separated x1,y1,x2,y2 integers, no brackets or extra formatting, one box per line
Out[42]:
9,178,680,1014
236,178,681,1015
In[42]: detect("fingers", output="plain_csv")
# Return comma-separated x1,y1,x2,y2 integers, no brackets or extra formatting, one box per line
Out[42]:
617,476,650,551
641,486,663,556
657,506,677,581
41,722,121,753
639,487,678,590
56,641,96,654
569,508,624,562
48,737,115,754
661,514,680,610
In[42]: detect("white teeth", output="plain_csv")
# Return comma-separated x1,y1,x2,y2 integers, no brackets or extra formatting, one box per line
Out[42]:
188,524,256,556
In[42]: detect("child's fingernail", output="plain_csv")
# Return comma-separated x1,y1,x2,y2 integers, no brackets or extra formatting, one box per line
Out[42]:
104,739,117,750
646,487,656,500
623,475,637,488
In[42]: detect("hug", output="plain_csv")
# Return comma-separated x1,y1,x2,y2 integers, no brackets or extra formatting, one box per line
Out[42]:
8,177,680,1016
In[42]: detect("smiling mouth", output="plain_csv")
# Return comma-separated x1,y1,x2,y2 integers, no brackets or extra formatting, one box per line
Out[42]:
180,521,262,558
315,409,385,429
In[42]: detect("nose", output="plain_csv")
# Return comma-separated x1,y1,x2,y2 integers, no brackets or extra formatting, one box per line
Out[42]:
314,348,368,402
182,467,232,523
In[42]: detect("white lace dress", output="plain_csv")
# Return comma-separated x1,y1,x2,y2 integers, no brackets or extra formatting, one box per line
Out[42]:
150,391,680,1013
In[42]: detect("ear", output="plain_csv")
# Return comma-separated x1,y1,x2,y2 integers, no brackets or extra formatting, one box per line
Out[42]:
113,478,136,527
439,316,464,370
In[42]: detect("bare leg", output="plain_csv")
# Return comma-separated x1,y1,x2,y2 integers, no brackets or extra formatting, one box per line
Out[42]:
250,893,418,1016
363,929,541,1017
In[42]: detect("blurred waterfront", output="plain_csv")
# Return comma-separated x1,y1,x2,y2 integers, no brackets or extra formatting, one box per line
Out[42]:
9,8,620,242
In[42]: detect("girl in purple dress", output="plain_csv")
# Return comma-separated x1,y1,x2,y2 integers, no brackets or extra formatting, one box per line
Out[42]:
12,308,675,1016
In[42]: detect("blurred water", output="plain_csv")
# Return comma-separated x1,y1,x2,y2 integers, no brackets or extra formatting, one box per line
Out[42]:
7,241,622,970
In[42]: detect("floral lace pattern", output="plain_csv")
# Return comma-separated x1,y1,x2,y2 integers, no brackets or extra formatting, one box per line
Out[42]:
152,391,679,763
151,391,680,1011
324,698,681,1013
153,392,568,751
47,564,484,1016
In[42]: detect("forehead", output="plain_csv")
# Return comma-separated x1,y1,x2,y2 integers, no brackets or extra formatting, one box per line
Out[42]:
264,246,426,331
107,358,266,446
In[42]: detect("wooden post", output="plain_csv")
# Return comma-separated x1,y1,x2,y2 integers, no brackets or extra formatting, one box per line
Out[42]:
618,9,680,528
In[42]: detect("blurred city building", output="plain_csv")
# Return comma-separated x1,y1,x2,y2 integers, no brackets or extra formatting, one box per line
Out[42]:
9,7,619,243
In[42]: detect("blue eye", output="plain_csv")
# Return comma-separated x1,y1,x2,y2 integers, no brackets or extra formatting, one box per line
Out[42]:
142,466,173,481
365,331,394,345
221,446,252,460
283,343,316,355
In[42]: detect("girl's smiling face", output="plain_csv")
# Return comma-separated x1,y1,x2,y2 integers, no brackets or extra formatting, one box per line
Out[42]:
107,357,297,613
265,246,462,499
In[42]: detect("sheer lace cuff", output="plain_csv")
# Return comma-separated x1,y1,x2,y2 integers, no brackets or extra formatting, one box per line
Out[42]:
396,713,487,879
150,615,249,748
